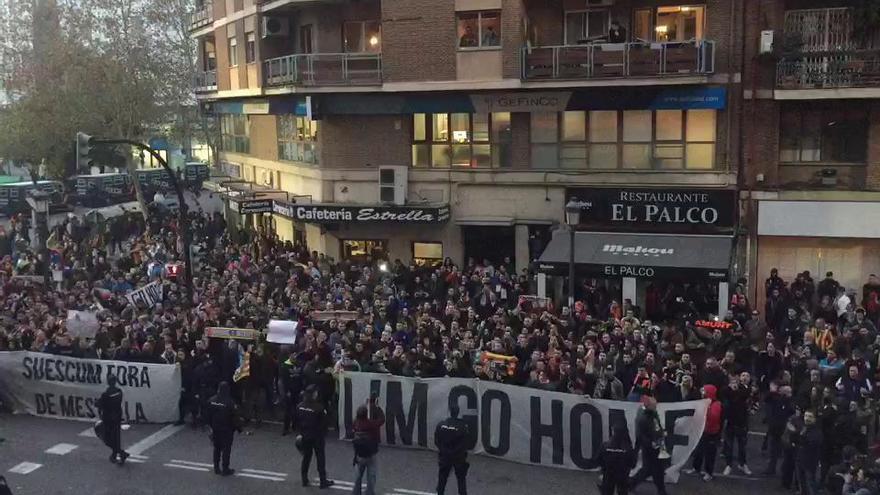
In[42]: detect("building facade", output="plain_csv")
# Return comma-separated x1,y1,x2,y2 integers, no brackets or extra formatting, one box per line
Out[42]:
741,0,880,312
191,0,744,312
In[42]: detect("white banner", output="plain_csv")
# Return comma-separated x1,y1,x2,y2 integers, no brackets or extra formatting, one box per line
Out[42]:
0,351,181,423
126,281,164,309
66,310,100,339
267,320,298,344
338,372,707,481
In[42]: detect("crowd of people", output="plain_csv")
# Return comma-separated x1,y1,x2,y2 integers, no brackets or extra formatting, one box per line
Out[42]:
3,204,880,495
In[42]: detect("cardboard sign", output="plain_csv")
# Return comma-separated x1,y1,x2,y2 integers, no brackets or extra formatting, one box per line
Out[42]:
309,310,359,322
66,311,100,339
205,327,262,340
266,320,298,345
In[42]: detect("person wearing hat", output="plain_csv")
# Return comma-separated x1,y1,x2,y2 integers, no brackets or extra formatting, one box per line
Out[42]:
297,384,334,488
97,374,129,465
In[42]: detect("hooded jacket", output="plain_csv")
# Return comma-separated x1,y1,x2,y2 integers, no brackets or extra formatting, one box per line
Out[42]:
703,385,723,435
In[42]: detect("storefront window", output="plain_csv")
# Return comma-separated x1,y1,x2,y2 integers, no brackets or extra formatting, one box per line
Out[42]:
342,240,388,262
457,11,501,49
413,242,443,267
530,110,717,170
220,114,250,153
278,115,319,164
779,104,867,163
413,112,510,169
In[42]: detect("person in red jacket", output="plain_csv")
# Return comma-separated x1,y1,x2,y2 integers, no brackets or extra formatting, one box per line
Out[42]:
351,395,385,495
684,384,723,481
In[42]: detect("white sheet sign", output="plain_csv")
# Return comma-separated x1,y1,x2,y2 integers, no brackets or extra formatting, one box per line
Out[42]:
0,351,180,423
126,281,164,309
66,310,100,339
337,372,707,482
266,320,298,345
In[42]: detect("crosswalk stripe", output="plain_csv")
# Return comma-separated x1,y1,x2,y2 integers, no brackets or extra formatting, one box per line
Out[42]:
163,463,210,472
8,462,42,475
235,472,286,482
126,424,184,456
45,443,78,455
169,460,214,468
393,489,436,495
242,468,287,477
78,427,96,438
126,458,146,464
130,454,148,460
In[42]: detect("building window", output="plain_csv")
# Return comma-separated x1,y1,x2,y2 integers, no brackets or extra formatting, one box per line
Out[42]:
457,11,501,49
300,25,314,54
779,105,867,163
278,115,319,164
565,10,610,45
530,109,717,170
413,242,443,267
203,39,216,70
220,114,249,153
412,113,510,168
228,37,238,67
634,5,706,42
245,32,256,64
343,21,381,53
342,240,388,262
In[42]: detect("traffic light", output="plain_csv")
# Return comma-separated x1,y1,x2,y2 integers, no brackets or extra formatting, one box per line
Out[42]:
76,132,94,171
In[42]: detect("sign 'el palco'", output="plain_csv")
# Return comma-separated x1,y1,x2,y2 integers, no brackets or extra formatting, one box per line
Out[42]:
566,187,736,233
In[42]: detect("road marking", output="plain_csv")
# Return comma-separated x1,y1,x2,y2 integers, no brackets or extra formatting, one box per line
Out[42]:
328,486,350,492
130,454,148,460
169,460,214,468
329,480,353,486
393,489,436,495
242,468,288,477
8,462,42,475
235,472,286,482
126,424,184,456
163,463,210,472
45,443,78,455
78,427,96,438
127,458,146,464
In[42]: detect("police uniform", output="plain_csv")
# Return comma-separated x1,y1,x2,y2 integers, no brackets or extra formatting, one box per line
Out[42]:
207,383,241,475
297,391,333,488
598,432,636,495
98,378,129,464
434,416,470,495
280,355,303,435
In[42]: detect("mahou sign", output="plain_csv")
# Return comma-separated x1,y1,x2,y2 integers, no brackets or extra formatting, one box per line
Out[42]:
566,188,736,233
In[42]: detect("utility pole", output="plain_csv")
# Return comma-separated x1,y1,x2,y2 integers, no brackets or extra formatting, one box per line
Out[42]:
77,133,194,297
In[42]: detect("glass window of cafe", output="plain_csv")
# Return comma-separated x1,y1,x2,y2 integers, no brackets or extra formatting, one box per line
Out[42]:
342,240,388,262
412,112,512,168
413,242,443,267
530,109,716,170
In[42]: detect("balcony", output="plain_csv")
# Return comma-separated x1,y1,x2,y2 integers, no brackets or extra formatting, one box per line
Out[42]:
777,51,880,89
190,3,213,30
263,53,382,87
194,70,217,92
521,41,715,81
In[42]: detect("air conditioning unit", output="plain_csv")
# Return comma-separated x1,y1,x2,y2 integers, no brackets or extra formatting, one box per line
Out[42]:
262,16,289,38
378,165,407,205
586,0,614,7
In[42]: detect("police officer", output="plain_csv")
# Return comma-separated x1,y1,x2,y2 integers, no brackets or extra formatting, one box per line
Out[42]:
434,404,470,495
98,374,129,465
280,350,303,436
297,385,333,488
598,424,636,495
207,382,241,476
195,353,219,426
630,396,668,495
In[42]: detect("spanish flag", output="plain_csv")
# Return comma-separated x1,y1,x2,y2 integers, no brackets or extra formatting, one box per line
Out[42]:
812,327,835,353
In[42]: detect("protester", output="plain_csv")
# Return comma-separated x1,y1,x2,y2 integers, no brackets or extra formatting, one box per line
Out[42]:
630,396,668,495
351,394,385,495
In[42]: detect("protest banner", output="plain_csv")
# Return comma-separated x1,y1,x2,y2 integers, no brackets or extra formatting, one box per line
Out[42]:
266,320,298,345
205,327,262,340
338,372,707,482
309,310,359,322
125,281,164,309
66,310,100,339
0,351,180,423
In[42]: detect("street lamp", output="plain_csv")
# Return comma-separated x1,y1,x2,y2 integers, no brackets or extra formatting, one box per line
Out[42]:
26,190,51,284
564,198,581,309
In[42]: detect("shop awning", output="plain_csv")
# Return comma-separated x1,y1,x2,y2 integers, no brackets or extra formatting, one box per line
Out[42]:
537,231,732,280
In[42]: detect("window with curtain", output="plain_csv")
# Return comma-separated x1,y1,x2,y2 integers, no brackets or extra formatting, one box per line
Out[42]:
530,109,717,170
457,11,501,48
228,37,238,67
412,113,510,168
278,115,319,164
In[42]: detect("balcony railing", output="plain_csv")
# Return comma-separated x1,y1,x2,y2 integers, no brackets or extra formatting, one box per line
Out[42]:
777,51,880,89
521,41,715,81
194,70,217,92
264,52,382,86
190,4,213,30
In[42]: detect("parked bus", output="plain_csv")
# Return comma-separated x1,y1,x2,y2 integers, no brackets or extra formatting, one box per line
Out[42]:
0,180,65,216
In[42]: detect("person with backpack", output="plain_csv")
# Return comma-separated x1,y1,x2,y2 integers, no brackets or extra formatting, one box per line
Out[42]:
351,394,385,495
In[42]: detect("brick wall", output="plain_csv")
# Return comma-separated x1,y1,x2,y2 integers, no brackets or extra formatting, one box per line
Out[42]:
249,115,278,162
742,0,784,90
320,115,411,168
741,98,780,189
381,0,456,82
501,0,524,79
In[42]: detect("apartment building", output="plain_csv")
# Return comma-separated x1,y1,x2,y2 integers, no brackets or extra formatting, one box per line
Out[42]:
741,0,880,310
191,0,743,312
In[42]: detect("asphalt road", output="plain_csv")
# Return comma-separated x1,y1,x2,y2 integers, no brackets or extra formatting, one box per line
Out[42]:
1,414,775,495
